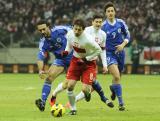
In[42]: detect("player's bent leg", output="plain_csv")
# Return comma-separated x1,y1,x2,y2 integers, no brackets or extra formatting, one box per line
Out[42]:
92,80,114,108
82,84,92,102
75,91,85,102
108,64,125,111
35,78,51,111
47,65,64,81
50,80,68,106
67,79,77,115
35,65,64,111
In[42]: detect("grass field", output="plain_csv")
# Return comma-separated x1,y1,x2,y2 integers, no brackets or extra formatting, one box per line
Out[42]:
0,74,160,121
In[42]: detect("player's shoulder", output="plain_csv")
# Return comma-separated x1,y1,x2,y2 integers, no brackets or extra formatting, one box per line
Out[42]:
40,37,45,42
85,26,92,31
99,29,106,35
102,20,108,26
84,26,93,34
66,30,74,39
83,31,95,43
52,25,70,30
67,29,74,36
116,18,126,25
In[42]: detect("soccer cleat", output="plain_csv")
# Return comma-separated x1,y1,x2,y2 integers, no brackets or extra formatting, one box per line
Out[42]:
119,104,125,111
109,85,116,101
35,98,45,112
106,100,114,108
69,110,77,115
50,96,56,107
84,92,91,102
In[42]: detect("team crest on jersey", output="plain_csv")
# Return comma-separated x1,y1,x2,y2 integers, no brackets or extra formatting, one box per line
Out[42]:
57,38,61,42
118,28,121,33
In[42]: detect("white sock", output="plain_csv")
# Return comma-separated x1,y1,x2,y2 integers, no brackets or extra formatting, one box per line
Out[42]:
52,82,64,97
75,91,85,102
67,90,76,110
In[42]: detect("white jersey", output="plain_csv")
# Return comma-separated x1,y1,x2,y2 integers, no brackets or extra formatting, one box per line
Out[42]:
66,30,102,61
85,26,107,67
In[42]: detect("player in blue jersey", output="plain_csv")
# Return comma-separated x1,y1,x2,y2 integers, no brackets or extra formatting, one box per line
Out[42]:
35,20,72,111
102,2,130,111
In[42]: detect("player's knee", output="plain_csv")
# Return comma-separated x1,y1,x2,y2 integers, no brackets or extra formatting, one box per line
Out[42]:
62,81,68,89
67,86,74,91
67,83,74,91
82,86,90,93
45,77,52,84
47,72,57,81
114,75,120,82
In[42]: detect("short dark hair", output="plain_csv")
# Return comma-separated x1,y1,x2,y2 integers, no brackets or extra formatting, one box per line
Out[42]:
73,19,86,30
104,2,116,12
36,20,50,27
92,14,103,20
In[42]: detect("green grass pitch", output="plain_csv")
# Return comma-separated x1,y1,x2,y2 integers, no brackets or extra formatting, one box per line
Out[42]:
0,74,160,121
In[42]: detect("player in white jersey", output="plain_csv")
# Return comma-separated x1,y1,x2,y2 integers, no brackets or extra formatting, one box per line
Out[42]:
50,15,113,109
61,19,102,115
74,14,114,108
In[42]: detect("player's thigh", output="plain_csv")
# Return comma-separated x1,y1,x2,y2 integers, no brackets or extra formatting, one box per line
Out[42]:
108,64,121,83
82,64,96,85
67,79,77,91
48,65,64,80
62,79,68,89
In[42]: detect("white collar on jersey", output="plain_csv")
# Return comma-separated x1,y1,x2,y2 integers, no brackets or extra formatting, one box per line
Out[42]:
91,26,99,33
107,19,116,26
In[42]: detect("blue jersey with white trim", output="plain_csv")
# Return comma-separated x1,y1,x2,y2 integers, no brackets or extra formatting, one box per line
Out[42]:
101,18,130,51
38,26,71,60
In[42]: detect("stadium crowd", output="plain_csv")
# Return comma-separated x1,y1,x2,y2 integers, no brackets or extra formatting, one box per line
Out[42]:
0,0,160,47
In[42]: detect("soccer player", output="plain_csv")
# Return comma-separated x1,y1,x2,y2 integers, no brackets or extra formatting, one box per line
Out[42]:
50,15,114,109
102,2,130,111
74,14,114,107
35,20,72,111
63,18,102,115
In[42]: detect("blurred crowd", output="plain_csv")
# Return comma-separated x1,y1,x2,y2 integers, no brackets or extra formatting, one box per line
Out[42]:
0,0,160,47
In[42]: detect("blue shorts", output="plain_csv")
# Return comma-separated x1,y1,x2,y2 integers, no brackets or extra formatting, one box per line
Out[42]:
52,52,73,69
106,50,125,72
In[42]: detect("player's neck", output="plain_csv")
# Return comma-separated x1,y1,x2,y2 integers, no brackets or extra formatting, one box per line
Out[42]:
92,26,99,32
107,18,116,26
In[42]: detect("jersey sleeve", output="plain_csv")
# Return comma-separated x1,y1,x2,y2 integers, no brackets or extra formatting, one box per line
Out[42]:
100,32,107,67
121,20,130,43
37,38,47,61
65,31,73,53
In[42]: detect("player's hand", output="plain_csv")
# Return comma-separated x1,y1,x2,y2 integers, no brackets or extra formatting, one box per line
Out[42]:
39,70,47,79
61,51,68,57
102,66,108,74
115,44,124,54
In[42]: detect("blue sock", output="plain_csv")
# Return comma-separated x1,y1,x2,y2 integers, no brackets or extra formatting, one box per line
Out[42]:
112,84,124,105
92,80,108,103
41,80,51,102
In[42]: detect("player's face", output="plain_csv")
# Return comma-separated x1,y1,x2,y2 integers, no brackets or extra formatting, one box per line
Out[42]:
92,18,103,30
105,7,115,20
73,25,84,37
37,24,50,38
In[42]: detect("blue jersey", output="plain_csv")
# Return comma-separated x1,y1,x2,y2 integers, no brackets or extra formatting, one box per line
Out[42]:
37,26,72,67
102,18,130,72
101,18,130,51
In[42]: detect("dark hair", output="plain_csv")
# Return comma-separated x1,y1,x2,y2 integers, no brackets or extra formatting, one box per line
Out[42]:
104,2,116,12
73,19,86,30
92,14,103,20
36,20,50,27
